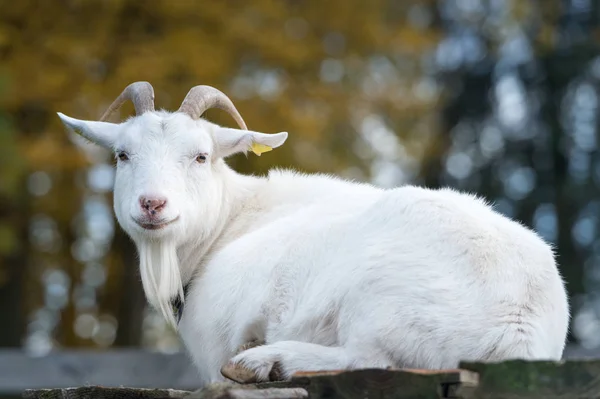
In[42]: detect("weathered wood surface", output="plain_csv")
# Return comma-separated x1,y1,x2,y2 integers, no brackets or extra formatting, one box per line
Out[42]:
22,368,472,398
18,357,600,398
460,359,600,398
186,369,477,398
22,387,191,399
185,383,308,399
22,385,309,399
0,345,588,394
222,388,307,399
291,368,478,398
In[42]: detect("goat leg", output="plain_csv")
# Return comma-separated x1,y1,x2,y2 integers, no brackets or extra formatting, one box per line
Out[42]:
221,339,284,384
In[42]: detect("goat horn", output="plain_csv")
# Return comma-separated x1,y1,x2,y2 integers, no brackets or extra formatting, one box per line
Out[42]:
99,81,155,122
178,85,247,130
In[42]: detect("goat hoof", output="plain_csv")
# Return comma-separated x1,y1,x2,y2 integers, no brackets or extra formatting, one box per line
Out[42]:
221,362,258,384
220,361,285,384
221,340,268,383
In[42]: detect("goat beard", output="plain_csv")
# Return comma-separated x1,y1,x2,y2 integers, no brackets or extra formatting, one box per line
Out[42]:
138,240,183,329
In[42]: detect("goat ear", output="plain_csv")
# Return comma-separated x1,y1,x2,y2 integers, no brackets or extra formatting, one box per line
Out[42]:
57,112,119,149
213,127,288,158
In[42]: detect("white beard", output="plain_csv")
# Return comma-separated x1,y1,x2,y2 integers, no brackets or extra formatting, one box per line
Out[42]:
138,240,183,329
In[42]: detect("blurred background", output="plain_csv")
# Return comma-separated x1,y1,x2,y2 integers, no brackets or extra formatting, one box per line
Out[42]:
1,0,600,391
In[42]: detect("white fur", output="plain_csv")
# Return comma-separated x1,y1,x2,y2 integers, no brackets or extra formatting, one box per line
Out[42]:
57,107,570,386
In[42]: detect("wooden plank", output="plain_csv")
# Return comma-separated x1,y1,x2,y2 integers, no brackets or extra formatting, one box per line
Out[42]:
23,386,308,399
291,368,477,399
292,367,479,385
184,383,309,399
460,359,600,398
190,387,308,399
0,345,592,395
22,387,191,399
226,388,307,399
20,359,600,398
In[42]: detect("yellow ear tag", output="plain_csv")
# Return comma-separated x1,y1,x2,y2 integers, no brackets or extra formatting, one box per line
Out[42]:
250,142,272,156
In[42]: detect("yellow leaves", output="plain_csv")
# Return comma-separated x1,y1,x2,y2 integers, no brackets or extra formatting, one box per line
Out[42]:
0,0,452,199
20,134,89,171
0,24,12,49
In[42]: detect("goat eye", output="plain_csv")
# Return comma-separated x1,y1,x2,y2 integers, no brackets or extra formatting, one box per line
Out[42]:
196,154,207,163
117,152,129,161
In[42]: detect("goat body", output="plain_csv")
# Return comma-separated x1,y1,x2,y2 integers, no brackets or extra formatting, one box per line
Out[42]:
57,83,570,386
180,169,569,384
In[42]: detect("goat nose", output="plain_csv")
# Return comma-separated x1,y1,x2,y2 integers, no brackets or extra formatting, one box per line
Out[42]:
139,196,167,214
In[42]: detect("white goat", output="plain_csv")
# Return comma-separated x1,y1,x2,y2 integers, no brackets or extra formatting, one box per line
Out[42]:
58,82,570,385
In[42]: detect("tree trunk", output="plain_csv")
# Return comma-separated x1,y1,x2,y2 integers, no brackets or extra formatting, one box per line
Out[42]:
113,227,145,347
0,178,29,347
